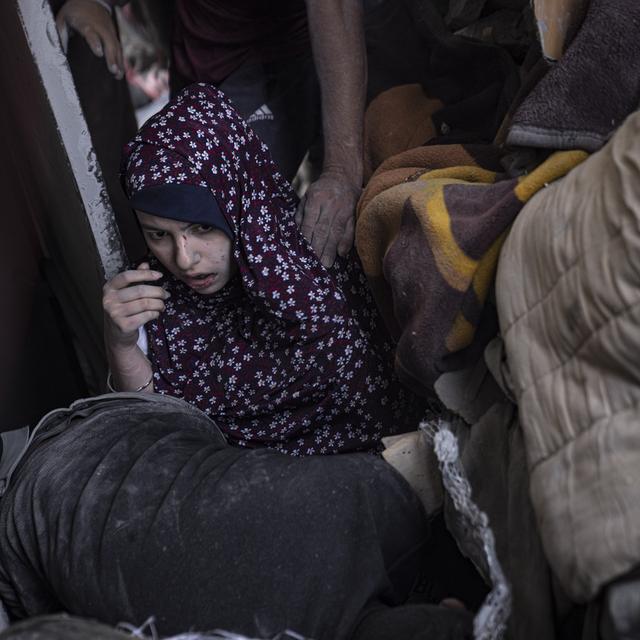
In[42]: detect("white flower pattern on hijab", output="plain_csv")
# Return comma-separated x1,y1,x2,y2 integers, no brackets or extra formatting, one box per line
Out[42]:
123,84,426,455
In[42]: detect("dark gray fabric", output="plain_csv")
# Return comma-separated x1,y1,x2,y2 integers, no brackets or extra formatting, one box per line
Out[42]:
0,615,130,640
447,404,557,640
0,427,29,498
352,602,472,640
0,394,428,640
217,55,321,183
600,566,640,640
507,0,640,152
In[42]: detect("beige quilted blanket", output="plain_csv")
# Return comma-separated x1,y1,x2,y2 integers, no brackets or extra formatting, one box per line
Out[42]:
496,109,640,601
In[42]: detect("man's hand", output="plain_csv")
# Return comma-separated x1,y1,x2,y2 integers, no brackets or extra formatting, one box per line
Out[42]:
56,0,124,79
295,172,361,268
302,0,365,268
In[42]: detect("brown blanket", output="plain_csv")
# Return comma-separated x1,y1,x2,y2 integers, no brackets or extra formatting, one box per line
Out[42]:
356,145,586,395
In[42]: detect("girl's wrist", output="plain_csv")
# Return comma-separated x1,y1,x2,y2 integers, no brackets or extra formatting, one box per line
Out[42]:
107,369,153,393
104,325,140,352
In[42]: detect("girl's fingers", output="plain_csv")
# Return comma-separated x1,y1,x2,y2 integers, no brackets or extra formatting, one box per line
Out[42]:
106,268,162,292
116,297,166,318
103,267,168,338
137,310,162,324
116,284,170,303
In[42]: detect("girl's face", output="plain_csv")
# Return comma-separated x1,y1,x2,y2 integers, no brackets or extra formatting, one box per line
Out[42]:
137,210,237,295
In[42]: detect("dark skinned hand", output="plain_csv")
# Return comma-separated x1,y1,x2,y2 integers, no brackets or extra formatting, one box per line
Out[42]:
295,171,361,269
55,0,124,79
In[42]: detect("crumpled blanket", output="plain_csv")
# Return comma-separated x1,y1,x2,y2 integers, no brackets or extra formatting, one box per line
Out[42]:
356,145,586,394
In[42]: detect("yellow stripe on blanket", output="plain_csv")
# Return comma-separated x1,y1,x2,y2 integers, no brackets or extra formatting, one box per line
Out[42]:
473,230,508,302
415,175,497,293
417,183,475,292
418,166,499,184
445,312,475,352
514,150,588,202
355,144,588,391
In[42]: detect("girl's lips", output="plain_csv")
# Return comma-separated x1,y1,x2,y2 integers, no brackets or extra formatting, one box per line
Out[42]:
183,273,217,289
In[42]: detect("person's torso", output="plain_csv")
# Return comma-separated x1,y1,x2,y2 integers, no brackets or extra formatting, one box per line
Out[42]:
145,258,419,455
172,0,309,85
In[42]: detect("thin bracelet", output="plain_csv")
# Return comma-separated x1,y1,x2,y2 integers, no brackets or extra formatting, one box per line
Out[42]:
107,370,154,393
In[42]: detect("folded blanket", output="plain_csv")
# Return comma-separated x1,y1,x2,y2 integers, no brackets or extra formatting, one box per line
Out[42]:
508,0,640,151
356,146,586,394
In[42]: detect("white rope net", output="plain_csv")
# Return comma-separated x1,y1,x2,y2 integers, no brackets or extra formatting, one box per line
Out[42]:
117,618,308,640
420,419,511,640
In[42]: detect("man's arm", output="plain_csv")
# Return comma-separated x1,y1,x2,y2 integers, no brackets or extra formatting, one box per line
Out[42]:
296,0,366,268
55,0,127,78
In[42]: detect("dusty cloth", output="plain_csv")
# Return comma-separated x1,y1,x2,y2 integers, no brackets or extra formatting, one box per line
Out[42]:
415,28,520,146
507,0,640,152
355,145,586,394
0,393,430,639
496,109,640,601
123,84,425,455
0,610,473,640
351,602,472,640
446,404,557,640
364,0,520,172
444,0,534,61
0,616,131,640
363,85,443,183
454,7,534,61
416,335,579,638
444,0,486,30
433,353,506,426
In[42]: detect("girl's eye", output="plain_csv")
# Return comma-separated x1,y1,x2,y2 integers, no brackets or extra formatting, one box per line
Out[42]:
147,231,167,241
193,224,214,233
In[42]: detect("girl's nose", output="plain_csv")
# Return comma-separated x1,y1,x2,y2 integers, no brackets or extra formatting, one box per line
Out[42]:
175,235,200,271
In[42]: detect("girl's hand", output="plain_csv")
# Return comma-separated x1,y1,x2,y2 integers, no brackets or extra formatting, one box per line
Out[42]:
102,263,169,348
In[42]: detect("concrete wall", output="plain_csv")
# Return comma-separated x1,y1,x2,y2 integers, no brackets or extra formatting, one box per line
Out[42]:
0,0,127,427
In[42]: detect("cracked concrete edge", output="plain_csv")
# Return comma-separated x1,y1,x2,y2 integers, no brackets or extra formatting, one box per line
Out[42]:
16,0,127,280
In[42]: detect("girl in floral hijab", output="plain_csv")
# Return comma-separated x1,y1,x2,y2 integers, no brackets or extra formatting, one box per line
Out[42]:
104,83,425,455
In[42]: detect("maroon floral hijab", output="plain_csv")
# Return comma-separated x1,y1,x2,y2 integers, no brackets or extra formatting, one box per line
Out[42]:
123,84,424,454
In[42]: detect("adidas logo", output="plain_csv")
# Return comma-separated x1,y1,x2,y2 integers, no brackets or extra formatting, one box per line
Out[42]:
247,104,274,123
